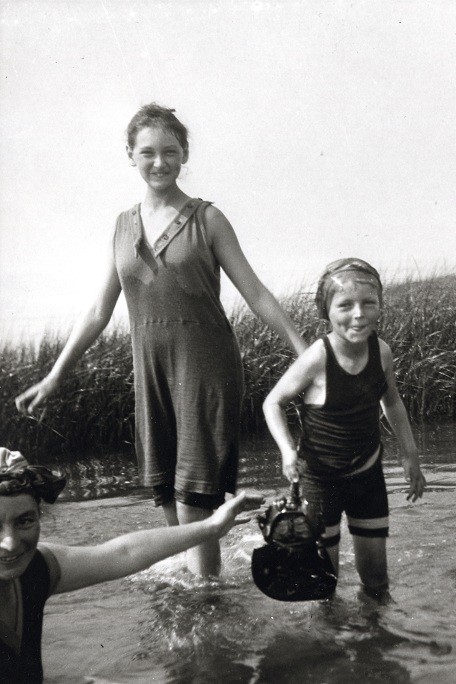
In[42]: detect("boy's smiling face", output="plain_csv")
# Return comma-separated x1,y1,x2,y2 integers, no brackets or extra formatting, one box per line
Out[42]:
328,278,381,345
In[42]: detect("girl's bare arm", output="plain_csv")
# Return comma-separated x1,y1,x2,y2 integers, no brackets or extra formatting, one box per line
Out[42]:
40,492,254,593
206,206,307,356
15,245,121,415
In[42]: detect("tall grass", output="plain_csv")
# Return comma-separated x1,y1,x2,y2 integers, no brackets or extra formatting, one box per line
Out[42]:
1,276,455,459
380,275,456,420
1,330,135,459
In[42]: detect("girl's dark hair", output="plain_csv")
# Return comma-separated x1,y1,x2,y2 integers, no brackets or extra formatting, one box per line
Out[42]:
126,103,189,154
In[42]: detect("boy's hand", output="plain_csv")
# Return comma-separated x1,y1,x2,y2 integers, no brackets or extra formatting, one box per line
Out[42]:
403,458,426,502
281,448,299,483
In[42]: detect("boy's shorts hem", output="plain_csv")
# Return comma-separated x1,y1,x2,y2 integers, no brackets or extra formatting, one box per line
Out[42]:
150,483,225,510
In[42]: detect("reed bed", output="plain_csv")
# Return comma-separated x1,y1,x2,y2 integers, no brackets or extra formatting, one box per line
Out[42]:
1,276,455,459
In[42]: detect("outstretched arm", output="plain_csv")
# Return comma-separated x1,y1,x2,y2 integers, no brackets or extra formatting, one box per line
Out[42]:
206,207,307,356
380,342,426,502
15,244,121,415
41,492,257,593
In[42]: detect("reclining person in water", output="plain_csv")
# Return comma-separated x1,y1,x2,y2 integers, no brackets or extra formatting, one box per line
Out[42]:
0,447,255,683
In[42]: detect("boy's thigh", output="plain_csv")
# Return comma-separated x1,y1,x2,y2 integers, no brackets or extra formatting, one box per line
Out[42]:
300,466,344,545
300,459,389,545
345,458,389,538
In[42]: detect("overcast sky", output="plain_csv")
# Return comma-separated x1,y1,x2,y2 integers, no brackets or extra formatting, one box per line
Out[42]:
1,0,455,342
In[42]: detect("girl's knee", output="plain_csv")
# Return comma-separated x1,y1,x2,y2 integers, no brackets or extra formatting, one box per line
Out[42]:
176,501,212,524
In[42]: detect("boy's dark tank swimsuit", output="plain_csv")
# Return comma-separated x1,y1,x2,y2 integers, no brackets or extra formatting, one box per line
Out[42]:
251,482,337,601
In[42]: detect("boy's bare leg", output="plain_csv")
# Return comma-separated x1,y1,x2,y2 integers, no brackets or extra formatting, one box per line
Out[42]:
353,536,388,597
176,502,221,577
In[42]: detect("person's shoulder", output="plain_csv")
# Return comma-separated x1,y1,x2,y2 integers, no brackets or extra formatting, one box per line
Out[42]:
201,203,231,227
38,542,62,596
38,542,66,571
198,203,234,244
377,336,394,367
296,337,326,371
377,336,392,354
38,544,62,575
111,204,140,242
112,203,139,225
309,337,326,361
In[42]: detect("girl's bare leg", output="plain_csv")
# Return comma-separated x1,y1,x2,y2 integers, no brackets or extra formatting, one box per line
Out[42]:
176,502,221,577
326,544,339,575
162,500,179,526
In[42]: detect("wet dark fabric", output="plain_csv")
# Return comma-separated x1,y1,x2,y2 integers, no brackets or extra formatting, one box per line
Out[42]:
150,482,226,510
113,198,244,502
299,454,389,546
0,551,51,684
299,333,388,476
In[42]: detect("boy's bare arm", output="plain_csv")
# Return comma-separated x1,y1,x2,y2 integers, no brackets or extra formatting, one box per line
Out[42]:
379,342,426,501
263,341,324,482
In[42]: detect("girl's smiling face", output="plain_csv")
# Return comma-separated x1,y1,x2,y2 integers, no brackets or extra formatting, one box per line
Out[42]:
127,126,188,192
0,494,40,581
328,279,381,345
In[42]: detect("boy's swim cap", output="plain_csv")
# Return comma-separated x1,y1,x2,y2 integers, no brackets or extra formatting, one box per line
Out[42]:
0,448,66,503
315,258,383,320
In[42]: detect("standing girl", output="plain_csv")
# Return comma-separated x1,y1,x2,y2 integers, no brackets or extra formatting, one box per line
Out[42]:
15,103,306,577
263,258,426,597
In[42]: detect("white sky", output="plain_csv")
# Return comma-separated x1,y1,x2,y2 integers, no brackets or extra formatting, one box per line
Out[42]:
1,0,455,342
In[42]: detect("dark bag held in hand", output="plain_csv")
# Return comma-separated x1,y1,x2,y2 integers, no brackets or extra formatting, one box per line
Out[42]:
251,482,337,601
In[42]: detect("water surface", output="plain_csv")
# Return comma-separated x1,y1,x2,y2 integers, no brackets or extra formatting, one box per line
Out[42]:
41,424,456,683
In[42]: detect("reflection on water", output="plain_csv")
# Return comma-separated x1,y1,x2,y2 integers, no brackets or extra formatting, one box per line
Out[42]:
121,567,431,684
46,421,456,503
41,425,456,683
45,455,139,502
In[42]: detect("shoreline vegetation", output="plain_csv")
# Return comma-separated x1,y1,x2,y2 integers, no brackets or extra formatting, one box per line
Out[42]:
2,275,456,461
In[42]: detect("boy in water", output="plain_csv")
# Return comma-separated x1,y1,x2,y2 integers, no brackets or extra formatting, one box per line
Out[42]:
263,258,426,597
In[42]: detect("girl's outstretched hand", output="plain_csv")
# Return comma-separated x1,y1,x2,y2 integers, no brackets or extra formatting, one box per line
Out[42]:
403,458,426,502
209,492,264,538
15,375,60,415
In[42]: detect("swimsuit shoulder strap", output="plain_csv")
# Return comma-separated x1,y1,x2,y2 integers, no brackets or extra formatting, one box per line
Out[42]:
39,545,62,596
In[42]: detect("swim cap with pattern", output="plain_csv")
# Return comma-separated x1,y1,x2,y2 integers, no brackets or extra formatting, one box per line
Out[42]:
315,258,382,320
